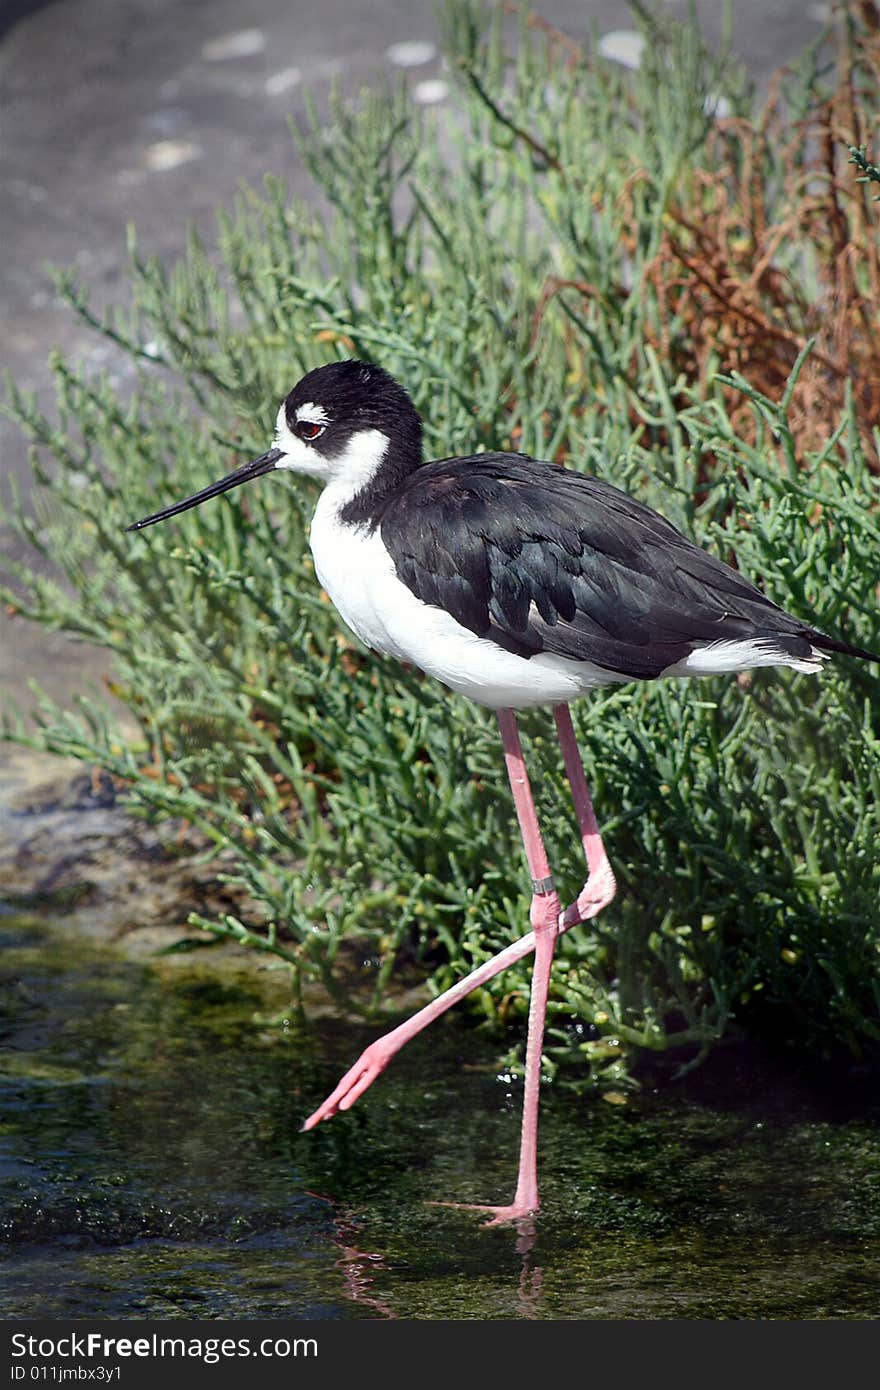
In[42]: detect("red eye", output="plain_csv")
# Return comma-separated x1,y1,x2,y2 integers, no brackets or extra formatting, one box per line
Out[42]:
298,420,324,440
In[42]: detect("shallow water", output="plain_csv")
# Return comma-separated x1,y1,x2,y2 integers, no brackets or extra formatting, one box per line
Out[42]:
2,913,879,1320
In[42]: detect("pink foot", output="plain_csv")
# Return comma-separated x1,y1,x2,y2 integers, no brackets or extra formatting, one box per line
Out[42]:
301,1038,395,1130
430,1200,538,1228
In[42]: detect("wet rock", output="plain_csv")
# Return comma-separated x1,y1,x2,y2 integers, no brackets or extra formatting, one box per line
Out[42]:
0,761,251,952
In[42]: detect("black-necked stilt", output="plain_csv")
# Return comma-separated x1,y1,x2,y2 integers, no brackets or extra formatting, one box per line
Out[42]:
127,359,879,1224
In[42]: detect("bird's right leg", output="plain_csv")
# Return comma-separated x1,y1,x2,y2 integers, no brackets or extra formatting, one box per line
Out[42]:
302,708,554,1135
300,928,538,1130
553,704,617,926
301,706,616,1137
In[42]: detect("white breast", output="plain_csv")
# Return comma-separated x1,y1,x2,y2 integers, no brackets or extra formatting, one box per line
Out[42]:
308,486,627,709
309,490,409,658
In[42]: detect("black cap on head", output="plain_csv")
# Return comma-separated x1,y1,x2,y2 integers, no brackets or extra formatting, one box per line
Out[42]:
284,359,422,461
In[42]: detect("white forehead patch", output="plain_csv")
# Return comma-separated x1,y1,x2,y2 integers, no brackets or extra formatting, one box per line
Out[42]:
271,401,333,480
295,402,329,426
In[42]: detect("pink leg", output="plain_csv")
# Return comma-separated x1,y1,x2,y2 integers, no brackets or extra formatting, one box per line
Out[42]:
452,707,560,1223
554,704,617,926
300,930,538,1129
302,704,617,1223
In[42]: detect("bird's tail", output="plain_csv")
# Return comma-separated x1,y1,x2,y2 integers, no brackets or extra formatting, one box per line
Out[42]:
809,630,880,664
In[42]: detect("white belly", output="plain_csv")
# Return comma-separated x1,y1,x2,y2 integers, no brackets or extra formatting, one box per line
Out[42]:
308,490,625,709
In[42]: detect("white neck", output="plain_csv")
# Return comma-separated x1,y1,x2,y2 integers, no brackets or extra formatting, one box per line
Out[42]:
321,428,390,500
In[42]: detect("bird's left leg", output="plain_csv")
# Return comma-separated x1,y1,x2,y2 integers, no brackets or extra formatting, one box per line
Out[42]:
301,708,559,1199
302,709,615,1221
450,706,560,1222
455,706,617,1223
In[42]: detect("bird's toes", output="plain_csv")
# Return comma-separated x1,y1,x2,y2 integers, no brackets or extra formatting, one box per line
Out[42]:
301,1038,400,1130
427,1199,537,1227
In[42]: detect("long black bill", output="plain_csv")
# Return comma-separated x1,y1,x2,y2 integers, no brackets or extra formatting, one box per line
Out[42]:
125,448,284,532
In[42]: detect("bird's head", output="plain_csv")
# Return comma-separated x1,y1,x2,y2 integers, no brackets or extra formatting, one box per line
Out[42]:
125,359,422,532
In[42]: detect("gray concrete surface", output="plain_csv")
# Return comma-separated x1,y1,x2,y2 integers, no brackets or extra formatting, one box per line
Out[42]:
0,0,829,735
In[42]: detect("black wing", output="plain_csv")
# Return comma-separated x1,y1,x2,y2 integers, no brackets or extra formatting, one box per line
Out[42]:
378,453,831,678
